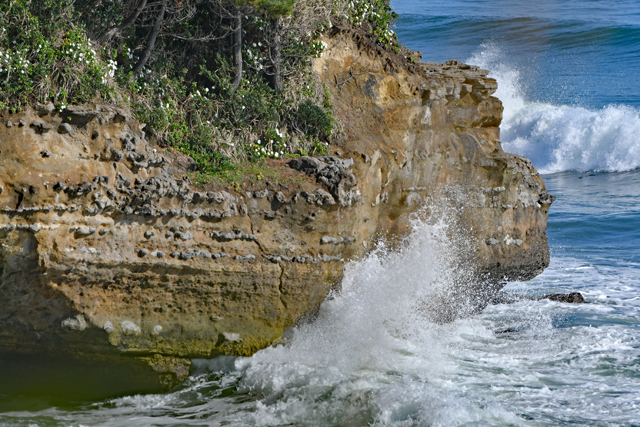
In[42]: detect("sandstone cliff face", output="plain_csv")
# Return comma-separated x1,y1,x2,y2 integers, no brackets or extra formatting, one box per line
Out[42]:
315,26,553,282
0,28,552,392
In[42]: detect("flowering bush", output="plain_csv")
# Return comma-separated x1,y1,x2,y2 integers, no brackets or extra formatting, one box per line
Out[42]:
0,0,404,179
0,1,117,111
348,0,399,49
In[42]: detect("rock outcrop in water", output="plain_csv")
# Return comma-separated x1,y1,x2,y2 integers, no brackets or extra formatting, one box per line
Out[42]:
0,24,553,393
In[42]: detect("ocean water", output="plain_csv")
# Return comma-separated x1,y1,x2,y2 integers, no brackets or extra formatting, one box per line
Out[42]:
2,0,640,425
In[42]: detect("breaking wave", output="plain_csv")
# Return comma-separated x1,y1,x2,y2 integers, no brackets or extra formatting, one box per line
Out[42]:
469,44,640,174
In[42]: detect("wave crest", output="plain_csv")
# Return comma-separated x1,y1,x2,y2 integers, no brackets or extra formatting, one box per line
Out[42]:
469,44,640,174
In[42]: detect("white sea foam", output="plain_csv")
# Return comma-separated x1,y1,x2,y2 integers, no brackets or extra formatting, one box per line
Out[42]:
217,213,489,426
468,44,640,174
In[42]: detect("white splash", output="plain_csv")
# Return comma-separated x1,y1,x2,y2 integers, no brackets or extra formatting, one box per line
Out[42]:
469,44,640,174
197,212,498,426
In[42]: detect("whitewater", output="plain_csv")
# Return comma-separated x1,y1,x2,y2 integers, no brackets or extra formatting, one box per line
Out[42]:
3,0,640,425
470,45,640,174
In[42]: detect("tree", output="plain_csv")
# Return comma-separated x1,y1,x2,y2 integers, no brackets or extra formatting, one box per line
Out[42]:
253,0,295,90
208,0,294,90
132,0,167,76
208,0,257,90
99,0,208,76
209,0,245,89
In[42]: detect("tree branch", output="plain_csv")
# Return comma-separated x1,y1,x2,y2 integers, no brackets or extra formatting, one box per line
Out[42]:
232,11,242,89
100,0,149,44
133,1,166,76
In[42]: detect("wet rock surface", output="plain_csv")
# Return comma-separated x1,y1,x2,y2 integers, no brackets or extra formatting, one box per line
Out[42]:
0,27,553,393
542,292,587,304
490,292,587,305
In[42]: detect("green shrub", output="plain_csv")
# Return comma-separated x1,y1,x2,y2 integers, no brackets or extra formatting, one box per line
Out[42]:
0,0,116,111
348,0,399,49
290,100,333,141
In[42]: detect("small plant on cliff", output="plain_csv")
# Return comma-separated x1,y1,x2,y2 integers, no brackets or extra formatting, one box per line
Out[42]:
0,0,118,111
289,100,333,141
348,0,399,49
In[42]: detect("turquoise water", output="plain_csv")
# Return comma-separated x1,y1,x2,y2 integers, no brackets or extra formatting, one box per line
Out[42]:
2,0,640,425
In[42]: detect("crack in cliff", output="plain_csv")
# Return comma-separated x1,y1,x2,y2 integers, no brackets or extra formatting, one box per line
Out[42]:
14,191,23,210
277,263,287,309
245,211,267,258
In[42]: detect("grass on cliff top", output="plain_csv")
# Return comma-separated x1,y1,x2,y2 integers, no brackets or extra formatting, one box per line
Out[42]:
188,158,312,193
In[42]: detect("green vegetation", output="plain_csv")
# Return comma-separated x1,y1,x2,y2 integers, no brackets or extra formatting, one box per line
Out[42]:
0,0,401,179
348,0,399,50
190,158,308,190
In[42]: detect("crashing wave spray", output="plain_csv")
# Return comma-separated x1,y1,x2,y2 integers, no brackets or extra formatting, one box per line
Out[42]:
189,205,503,426
469,44,640,173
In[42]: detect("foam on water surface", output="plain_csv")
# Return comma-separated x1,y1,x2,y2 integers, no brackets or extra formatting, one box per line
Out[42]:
468,43,640,174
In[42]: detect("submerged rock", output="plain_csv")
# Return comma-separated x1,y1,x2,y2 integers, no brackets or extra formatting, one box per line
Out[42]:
541,292,587,304
490,292,587,305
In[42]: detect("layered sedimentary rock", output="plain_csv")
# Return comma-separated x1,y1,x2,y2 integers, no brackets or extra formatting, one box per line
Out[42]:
316,24,553,281
0,26,552,392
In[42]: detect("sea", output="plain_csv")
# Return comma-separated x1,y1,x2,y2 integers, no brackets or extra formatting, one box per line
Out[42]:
2,0,640,425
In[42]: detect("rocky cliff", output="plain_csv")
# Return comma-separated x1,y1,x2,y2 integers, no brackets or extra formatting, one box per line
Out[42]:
0,25,553,395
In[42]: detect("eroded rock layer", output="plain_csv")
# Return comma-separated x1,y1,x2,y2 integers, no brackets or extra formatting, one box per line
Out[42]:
0,27,552,391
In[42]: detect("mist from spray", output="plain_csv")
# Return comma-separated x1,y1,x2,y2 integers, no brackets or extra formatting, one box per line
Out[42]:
183,205,507,426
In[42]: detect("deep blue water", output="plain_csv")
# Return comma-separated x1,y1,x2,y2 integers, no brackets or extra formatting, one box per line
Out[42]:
2,1,640,425
392,0,640,109
393,0,640,174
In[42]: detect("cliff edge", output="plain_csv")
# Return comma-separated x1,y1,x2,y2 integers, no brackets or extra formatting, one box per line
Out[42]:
0,26,552,395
